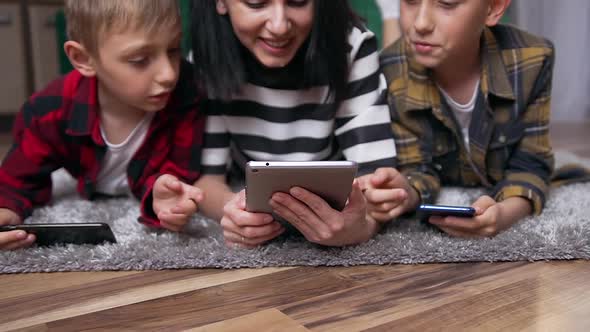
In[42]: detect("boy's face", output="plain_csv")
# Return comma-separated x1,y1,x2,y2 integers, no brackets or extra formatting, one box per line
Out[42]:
91,23,182,114
400,0,495,69
216,0,314,68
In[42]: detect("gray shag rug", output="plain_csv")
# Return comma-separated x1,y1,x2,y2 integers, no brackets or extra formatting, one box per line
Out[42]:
1,151,589,273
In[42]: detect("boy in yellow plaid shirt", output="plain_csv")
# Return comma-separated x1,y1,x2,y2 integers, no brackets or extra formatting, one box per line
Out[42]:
363,0,557,237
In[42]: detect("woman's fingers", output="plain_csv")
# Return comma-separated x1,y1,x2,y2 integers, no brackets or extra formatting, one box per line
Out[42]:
270,191,332,240
223,226,285,248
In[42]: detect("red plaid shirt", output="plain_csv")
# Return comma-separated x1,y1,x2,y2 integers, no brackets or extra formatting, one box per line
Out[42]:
0,60,205,227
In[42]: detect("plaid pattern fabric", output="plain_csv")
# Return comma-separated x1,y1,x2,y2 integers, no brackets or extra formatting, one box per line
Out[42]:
381,25,555,215
0,60,205,226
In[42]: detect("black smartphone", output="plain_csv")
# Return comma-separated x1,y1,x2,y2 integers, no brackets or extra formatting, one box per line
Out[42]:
0,223,117,246
417,204,476,219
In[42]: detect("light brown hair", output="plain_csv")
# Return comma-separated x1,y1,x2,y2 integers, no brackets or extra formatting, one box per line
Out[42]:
65,0,181,55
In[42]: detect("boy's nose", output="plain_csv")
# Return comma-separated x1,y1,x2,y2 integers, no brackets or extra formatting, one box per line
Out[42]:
414,3,435,34
265,5,291,36
155,57,177,87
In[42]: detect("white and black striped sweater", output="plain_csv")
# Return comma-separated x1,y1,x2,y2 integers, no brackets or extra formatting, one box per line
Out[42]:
201,26,397,177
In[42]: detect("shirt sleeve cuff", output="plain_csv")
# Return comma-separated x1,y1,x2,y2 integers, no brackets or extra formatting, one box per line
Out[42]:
403,171,440,205
493,183,545,216
0,196,31,221
137,174,162,228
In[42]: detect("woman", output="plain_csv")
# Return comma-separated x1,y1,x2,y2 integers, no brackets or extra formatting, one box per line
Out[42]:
192,0,398,248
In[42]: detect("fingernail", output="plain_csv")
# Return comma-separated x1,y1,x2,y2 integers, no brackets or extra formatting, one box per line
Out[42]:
15,231,27,239
290,187,302,197
264,215,274,223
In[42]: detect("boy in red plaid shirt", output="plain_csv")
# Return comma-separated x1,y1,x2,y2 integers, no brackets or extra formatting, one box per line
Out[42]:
0,0,205,250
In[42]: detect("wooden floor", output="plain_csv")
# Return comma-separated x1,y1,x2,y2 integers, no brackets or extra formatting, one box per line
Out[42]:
1,121,589,332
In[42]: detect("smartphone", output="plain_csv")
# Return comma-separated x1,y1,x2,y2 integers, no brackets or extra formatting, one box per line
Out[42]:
417,204,476,219
0,223,117,246
245,161,358,214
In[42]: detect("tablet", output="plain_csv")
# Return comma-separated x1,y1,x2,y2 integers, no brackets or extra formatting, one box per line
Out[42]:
245,161,358,214
0,223,117,246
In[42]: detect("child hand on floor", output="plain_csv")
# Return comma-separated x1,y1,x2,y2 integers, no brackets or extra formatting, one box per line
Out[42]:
0,208,34,250
153,174,205,232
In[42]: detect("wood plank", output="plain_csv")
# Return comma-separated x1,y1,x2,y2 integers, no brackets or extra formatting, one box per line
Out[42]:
188,309,310,332
0,268,292,331
0,271,140,300
0,269,212,323
279,262,590,331
362,261,590,331
42,266,365,331
11,326,49,332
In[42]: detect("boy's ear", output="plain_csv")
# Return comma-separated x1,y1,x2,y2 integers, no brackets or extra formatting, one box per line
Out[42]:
485,0,512,27
63,41,97,77
216,0,228,15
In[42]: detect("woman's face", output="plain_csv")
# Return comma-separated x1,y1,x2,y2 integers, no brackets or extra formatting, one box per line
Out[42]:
217,0,314,68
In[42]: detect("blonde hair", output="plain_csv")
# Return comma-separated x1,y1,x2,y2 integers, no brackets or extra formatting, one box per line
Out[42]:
65,0,181,55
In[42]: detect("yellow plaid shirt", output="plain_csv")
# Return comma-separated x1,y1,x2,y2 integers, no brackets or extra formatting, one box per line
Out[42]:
381,25,555,215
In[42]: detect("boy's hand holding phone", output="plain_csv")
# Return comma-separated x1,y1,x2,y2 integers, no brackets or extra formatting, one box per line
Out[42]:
358,167,421,223
0,208,35,250
427,195,532,238
153,174,205,232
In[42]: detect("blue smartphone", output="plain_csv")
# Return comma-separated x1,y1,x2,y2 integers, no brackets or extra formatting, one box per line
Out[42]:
417,204,476,219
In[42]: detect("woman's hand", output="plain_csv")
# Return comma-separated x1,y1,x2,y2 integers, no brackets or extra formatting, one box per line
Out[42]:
221,190,285,248
269,181,379,246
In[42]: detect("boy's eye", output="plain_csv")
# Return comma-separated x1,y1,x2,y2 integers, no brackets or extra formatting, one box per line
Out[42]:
438,0,459,9
243,0,266,9
168,47,181,55
128,57,149,67
167,47,182,59
403,0,420,6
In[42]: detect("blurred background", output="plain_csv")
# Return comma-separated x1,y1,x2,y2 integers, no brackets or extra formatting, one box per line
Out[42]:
512,0,590,122
0,0,588,130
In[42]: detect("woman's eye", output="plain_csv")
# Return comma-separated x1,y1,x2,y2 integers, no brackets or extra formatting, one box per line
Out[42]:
287,0,309,8
243,0,309,10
